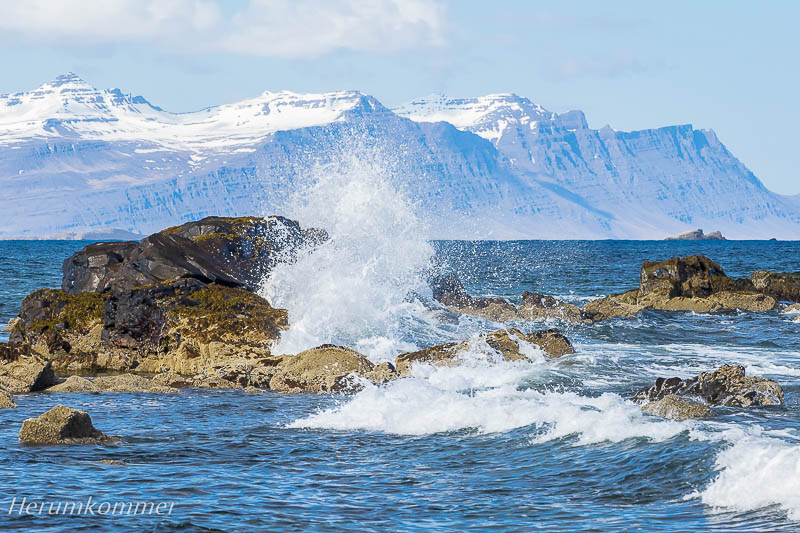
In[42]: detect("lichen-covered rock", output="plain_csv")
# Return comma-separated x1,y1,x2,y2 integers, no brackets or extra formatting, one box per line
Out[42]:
0,390,16,408
750,271,800,303
269,345,375,394
364,361,398,384
395,328,574,375
10,280,288,376
633,365,783,408
641,394,713,420
783,303,800,314
19,405,115,445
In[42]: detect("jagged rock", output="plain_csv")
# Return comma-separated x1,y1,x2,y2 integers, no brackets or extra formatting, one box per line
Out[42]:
395,328,574,375
47,376,100,393
62,216,318,295
517,292,584,322
0,390,16,408
19,405,115,445
633,365,783,408
665,229,725,240
0,358,56,394
269,345,375,394
750,271,800,303
641,394,714,420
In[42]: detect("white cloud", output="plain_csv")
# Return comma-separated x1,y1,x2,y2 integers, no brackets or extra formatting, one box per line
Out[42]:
0,0,445,57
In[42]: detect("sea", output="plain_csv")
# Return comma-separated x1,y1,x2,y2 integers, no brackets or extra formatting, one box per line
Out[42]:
1,237,799,532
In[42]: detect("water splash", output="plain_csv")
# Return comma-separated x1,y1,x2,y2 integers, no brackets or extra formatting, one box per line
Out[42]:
260,137,435,361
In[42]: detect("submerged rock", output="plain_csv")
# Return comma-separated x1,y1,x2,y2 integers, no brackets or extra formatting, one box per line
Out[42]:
19,405,116,445
641,394,713,420
269,345,376,394
0,390,16,408
395,328,574,375
634,365,783,408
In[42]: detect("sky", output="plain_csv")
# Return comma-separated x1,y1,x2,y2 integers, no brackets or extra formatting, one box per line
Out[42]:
0,0,797,195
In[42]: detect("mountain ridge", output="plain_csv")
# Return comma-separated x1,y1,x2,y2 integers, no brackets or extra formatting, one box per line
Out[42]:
1,74,798,240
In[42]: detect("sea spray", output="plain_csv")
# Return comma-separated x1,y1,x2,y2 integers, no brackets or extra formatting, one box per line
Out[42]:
260,138,436,360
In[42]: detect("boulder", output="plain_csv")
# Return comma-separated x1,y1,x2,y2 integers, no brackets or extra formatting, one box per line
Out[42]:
364,361,398,384
269,345,375,394
62,216,318,295
750,271,800,303
783,303,800,314
641,394,714,420
395,328,574,375
0,390,16,408
19,405,115,445
633,365,783,408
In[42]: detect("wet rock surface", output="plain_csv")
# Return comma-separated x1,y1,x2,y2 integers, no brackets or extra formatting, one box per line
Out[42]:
18,405,116,445
634,365,783,408
269,345,376,394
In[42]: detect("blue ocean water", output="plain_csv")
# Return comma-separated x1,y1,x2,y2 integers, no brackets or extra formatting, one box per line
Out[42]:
1,239,799,532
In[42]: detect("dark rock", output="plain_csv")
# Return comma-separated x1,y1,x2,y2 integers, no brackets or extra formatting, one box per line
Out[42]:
62,216,319,295
19,405,116,445
633,365,783,408
750,271,800,303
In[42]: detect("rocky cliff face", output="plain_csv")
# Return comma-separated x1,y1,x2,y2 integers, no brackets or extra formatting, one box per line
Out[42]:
2,75,799,239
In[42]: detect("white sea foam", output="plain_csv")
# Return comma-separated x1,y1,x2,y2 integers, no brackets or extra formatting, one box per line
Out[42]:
698,434,800,520
289,340,686,443
260,140,434,361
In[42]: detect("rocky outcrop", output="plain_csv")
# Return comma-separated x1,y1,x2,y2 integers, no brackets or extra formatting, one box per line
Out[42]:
750,271,800,303
8,279,288,376
269,345,376,394
584,255,780,321
641,394,714,420
395,328,574,375
665,229,725,240
634,365,783,409
19,405,116,445
0,390,16,408
430,274,583,323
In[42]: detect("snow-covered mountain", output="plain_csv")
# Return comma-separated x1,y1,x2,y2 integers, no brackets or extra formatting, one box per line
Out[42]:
1,74,798,239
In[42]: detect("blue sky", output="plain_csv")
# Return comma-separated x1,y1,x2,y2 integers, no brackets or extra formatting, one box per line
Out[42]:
0,0,797,194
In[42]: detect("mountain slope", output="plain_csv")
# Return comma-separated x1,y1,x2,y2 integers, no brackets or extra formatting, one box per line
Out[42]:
395,94,800,239
1,76,798,239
